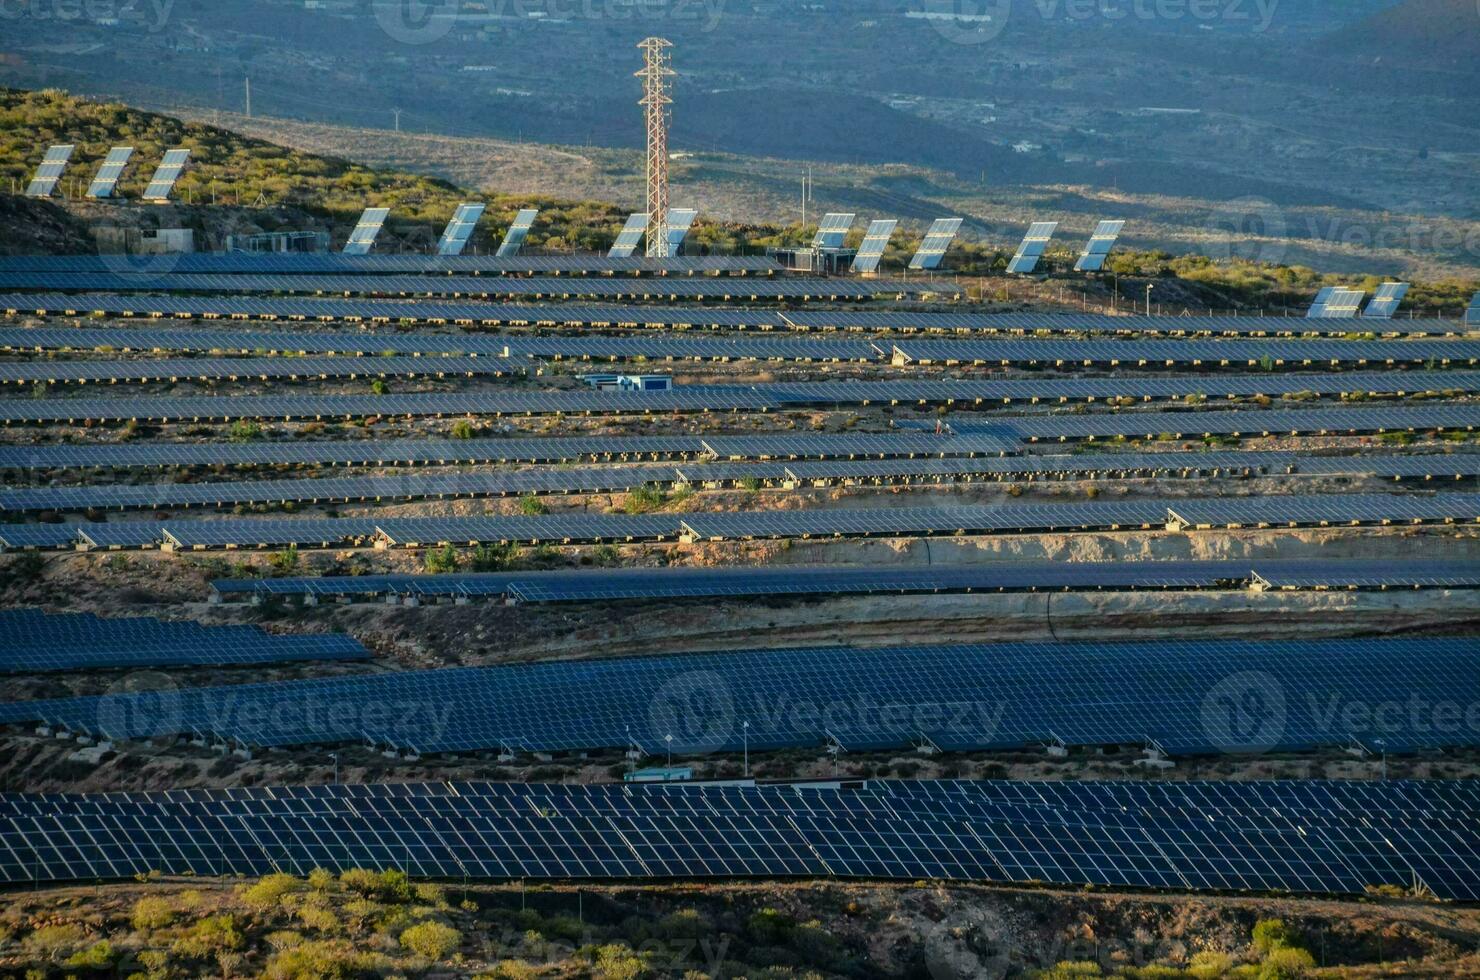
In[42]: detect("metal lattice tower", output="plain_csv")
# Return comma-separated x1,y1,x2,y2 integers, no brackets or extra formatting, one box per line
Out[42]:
636,37,675,258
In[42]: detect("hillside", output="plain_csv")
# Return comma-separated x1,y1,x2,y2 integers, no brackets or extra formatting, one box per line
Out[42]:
1334,0,1480,67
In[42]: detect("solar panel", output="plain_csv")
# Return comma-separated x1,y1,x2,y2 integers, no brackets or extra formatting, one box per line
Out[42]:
496,209,539,257
665,208,698,254
1363,282,1410,320
341,207,391,255
141,148,190,202
435,203,486,256
0,255,783,277
0,609,369,673
608,213,648,258
1468,292,1480,325
1309,287,1366,319
1073,219,1126,272
1007,221,1057,274
811,213,856,250
851,220,898,274
24,145,74,198
84,147,135,199
908,218,963,271
1306,287,1337,318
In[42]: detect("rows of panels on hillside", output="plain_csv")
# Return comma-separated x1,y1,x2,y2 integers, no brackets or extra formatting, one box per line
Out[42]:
12,450,1473,512
4,320,1478,363
2,293,1468,336
0,272,940,300
209,558,1480,602
0,637,1474,761
4,493,1477,552
4,778,1478,897
0,255,785,275
0,608,368,673
0,355,511,384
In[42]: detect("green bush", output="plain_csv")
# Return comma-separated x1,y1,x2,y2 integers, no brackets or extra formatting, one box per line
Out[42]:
1257,946,1315,980
519,495,548,516
24,923,87,962
242,872,303,910
593,942,646,980
64,939,116,971
400,921,461,960
263,939,392,980
229,420,263,443
1252,919,1296,954
449,419,475,439
1188,950,1233,979
131,896,176,931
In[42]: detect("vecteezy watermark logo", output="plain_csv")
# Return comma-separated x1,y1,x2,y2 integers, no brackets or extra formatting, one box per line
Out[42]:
374,0,459,45
914,0,1011,44
648,670,735,754
1205,195,1287,266
97,671,182,740
1201,670,1286,754
0,0,176,32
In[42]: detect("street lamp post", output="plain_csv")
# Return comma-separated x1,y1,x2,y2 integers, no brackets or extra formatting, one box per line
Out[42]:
742,721,750,777
1145,283,1154,317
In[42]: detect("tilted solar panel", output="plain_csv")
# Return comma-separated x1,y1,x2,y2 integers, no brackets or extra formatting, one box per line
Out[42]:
1468,292,1480,325
435,203,486,256
25,145,75,198
341,207,391,255
811,213,856,250
1007,221,1057,274
608,213,648,258
851,219,898,274
908,217,963,271
85,147,135,199
1074,219,1126,272
496,208,539,257
1363,282,1410,320
665,208,698,253
142,148,190,202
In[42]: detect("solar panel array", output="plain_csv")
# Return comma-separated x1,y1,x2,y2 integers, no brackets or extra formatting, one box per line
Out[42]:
0,254,781,277
24,145,74,198
665,208,698,253
0,354,508,386
1,637,1475,761
6,494,1477,553
141,149,190,202
1469,291,1480,325
3,778,1478,897
212,558,1480,603
1007,221,1058,274
435,203,486,256
850,220,897,274
1073,220,1126,272
496,209,539,257
1307,287,1365,319
341,207,391,255
1364,282,1410,319
84,147,134,199
907,218,962,271
608,213,648,258
811,213,856,250
0,608,368,673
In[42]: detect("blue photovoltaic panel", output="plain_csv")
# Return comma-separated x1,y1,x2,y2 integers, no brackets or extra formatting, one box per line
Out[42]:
342,207,391,255
1309,287,1366,319
1007,221,1058,274
25,145,74,198
608,213,647,257
851,219,898,274
1363,282,1410,319
1306,286,1337,318
1074,219,1126,272
812,213,856,250
85,147,134,199
665,208,698,253
436,203,486,256
1469,291,1480,324
496,209,539,257
142,148,190,202
2,778,1480,899
908,218,963,271
0,608,369,673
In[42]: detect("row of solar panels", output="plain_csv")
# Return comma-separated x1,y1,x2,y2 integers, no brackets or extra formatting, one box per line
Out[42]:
1,636,1474,760
2,493,1476,551
3,319,1479,364
5,777,1477,897
209,558,1480,602
8,293,1475,335
0,271,947,300
5,450,1474,513
0,608,368,673
23,145,187,201
0,255,784,276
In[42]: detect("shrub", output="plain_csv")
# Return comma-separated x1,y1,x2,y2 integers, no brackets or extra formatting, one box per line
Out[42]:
622,485,666,514
64,940,116,971
172,915,243,959
424,543,459,574
519,495,548,516
400,921,461,960
471,542,517,571
1258,946,1315,980
131,896,176,930
242,872,303,909
1252,919,1296,954
268,545,300,574
370,379,387,395
229,420,263,443
307,867,335,892
593,942,646,980
263,939,392,980
488,960,540,980
1037,962,1102,978
1189,950,1233,979
25,923,87,962
449,419,475,439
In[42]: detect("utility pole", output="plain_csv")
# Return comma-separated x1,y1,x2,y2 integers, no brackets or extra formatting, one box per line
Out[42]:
636,37,674,258
244,77,252,118
392,108,402,133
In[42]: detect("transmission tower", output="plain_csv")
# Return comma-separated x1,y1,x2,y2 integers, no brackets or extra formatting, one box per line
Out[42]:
636,37,675,258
